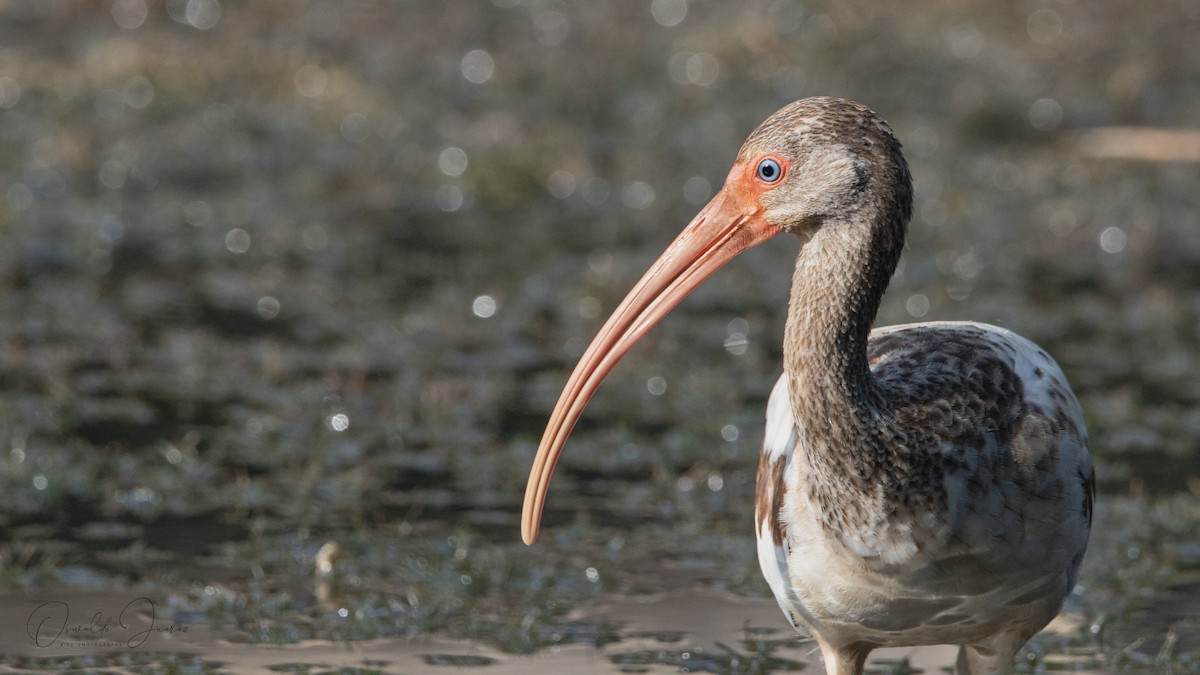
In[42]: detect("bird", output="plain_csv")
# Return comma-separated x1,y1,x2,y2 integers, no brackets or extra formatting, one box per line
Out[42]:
520,97,1094,675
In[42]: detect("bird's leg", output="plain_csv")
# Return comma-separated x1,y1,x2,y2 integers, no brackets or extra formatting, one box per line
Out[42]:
816,637,871,675
955,632,1026,674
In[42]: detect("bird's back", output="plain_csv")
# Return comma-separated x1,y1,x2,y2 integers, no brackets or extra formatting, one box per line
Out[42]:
757,321,1093,656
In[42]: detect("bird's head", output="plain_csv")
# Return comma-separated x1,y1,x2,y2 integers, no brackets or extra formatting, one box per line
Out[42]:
521,97,912,544
733,96,912,239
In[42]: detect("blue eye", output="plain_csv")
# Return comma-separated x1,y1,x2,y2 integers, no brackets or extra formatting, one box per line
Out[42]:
756,158,782,183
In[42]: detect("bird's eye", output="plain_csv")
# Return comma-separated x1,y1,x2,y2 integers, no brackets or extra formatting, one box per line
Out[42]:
756,157,783,183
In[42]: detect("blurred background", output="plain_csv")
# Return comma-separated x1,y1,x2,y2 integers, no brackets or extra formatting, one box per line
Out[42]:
0,0,1198,671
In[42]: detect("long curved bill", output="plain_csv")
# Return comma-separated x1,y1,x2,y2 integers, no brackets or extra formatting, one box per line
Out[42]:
521,176,782,544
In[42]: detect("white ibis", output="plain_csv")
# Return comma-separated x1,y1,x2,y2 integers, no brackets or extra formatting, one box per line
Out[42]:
521,97,1094,675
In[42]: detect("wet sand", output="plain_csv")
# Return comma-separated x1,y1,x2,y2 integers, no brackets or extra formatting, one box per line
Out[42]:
2,588,1108,674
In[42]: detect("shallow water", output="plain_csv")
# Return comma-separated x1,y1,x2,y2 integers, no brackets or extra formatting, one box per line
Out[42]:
0,1,1198,672
0,587,1103,673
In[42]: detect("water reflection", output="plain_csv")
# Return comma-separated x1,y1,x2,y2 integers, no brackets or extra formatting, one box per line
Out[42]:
438,147,469,177
472,295,498,318
1100,226,1128,254
294,64,327,98
651,0,688,28
460,49,495,84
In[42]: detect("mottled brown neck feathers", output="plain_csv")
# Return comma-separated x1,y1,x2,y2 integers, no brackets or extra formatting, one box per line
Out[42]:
781,101,912,422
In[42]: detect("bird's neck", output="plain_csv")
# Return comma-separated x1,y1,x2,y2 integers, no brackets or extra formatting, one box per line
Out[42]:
782,209,901,461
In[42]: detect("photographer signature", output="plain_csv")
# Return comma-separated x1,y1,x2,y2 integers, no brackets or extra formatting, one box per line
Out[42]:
26,598,190,649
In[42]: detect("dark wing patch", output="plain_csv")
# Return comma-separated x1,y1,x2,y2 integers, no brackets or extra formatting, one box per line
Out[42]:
1083,465,1096,526
868,325,1025,472
756,455,789,546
